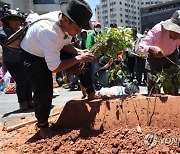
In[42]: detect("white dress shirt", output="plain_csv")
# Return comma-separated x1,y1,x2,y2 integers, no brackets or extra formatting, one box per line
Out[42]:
21,11,71,71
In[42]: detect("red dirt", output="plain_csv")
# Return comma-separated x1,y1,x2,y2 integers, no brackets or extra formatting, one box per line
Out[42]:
0,95,180,153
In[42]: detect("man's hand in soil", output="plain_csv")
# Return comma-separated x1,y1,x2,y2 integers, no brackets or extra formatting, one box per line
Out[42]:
148,46,164,58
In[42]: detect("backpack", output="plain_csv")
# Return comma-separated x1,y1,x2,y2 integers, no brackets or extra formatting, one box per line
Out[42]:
5,18,58,49
124,81,140,95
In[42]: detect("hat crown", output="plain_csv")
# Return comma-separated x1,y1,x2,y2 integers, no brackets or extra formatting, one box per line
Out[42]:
60,0,92,30
3,9,24,18
171,10,180,26
1,9,25,24
67,0,92,25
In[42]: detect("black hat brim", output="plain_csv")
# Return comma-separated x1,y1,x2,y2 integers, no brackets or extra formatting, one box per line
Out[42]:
1,14,25,23
60,2,92,30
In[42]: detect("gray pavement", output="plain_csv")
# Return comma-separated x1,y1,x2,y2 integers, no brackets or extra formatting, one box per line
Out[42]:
0,87,82,125
0,86,148,126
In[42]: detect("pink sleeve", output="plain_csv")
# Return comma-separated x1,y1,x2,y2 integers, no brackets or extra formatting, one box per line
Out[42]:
135,27,157,55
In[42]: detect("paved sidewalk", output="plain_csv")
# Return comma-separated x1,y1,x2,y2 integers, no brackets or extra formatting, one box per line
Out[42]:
0,87,82,125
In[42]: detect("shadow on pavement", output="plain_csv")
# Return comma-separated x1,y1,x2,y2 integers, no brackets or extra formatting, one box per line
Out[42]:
2,105,55,118
2,109,34,118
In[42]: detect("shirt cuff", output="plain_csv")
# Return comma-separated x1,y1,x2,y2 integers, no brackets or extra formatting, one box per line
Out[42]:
136,45,149,56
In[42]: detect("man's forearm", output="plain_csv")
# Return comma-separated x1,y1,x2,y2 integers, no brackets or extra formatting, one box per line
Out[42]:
62,44,78,55
52,57,79,73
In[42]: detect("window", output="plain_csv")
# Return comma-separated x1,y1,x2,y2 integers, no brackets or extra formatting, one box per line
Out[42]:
125,9,128,12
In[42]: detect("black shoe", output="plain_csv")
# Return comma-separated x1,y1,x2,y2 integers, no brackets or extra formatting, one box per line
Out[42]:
39,127,53,139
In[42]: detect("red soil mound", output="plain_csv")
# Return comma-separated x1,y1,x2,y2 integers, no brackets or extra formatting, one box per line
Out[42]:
0,95,180,153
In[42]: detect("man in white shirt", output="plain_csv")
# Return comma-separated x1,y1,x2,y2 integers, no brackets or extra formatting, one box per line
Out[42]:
21,0,99,138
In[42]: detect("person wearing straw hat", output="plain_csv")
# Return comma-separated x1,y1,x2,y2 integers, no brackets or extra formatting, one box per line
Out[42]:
0,9,33,111
136,10,180,94
20,0,101,138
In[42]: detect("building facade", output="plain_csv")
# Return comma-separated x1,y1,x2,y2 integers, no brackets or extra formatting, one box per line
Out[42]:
141,0,180,32
96,0,172,32
95,4,101,23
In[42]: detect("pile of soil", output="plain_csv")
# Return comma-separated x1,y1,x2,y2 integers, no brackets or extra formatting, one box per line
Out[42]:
0,95,180,153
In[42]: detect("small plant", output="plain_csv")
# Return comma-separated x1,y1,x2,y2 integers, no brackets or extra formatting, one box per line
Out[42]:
109,64,129,85
152,66,180,94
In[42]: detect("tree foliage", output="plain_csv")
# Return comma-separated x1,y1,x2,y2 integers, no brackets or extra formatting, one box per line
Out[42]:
92,27,133,58
91,27,133,83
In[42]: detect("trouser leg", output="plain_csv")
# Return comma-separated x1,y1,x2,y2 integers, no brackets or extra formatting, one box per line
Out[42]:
60,50,95,95
78,63,95,95
21,51,53,128
4,61,32,103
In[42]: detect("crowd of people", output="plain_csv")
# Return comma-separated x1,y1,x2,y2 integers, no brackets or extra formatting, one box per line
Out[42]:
0,0,179,138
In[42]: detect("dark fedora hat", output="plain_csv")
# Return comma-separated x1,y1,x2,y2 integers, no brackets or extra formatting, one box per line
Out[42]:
1,9,25,24
60,0,93,30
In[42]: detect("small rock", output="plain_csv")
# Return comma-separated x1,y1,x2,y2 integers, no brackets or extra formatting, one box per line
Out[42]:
136,125,142,133
75,148,83,154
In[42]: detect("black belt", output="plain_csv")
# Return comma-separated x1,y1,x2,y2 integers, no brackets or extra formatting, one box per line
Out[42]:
21,48,45,62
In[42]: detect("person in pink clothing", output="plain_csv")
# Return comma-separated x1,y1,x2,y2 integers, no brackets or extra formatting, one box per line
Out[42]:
136,10,180,93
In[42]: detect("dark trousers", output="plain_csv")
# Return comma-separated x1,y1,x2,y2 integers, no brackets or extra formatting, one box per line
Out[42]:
21,50,95,128
60,50,95,95
145,49,179,93
21,51,53,128
4,61,32,104
126,54,136,81
136,57,147,84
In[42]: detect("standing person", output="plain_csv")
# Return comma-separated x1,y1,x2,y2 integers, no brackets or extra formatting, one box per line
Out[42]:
136,10,180,93
86,22,101,86
79,30,88,50
135,28,150,85
125,28,137,82
86,21,101,49
0,9,33,111
20,0,100,138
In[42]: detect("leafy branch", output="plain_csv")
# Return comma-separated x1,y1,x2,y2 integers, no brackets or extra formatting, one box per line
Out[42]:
152,66,180,94
91,27,133,83
92,27,133,58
